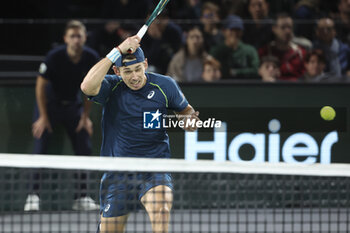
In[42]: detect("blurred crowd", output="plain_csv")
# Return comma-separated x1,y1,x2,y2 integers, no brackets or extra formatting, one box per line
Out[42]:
85,0,350,83
3,0,350,82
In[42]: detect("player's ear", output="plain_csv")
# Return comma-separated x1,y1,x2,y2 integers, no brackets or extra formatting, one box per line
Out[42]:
112,66,121,76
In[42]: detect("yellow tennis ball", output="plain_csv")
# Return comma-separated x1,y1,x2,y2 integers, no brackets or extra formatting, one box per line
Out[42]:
320,106,336,121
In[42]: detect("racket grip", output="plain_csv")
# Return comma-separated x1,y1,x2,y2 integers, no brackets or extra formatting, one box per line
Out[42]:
128,25,149,53
137,25,148,39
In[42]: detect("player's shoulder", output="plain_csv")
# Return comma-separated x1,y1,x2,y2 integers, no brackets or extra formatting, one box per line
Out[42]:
147,72,178,87
105,74,123,83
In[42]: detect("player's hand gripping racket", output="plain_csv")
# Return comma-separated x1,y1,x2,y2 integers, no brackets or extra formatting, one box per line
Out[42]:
127,0,170,53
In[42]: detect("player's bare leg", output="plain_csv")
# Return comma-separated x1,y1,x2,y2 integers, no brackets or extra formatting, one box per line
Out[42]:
100,214,129,233
141,185,173,233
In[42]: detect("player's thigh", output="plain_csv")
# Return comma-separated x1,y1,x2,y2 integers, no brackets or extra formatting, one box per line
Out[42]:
141,185,173,211
100,214,129,233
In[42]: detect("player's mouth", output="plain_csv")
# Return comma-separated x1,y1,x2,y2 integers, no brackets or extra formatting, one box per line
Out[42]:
130,80,141,89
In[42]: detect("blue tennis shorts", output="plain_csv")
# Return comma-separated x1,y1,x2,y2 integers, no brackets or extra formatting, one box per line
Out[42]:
99,172,173,217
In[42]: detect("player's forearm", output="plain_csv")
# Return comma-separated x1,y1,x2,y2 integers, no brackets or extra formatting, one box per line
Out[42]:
81,58,113,96
177,105,196,117
35,76,49,119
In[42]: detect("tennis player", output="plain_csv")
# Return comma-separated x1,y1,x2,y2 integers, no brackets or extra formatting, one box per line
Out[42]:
81,35,199,233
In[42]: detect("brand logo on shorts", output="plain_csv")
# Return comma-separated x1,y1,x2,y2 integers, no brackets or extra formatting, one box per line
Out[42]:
147,90,155,99
104,204,110,212
143,109,162,129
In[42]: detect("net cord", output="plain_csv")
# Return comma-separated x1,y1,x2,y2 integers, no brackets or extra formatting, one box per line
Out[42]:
0,153,349,177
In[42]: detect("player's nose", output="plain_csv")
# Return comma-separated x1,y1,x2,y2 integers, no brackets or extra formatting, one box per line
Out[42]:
130,72,138,79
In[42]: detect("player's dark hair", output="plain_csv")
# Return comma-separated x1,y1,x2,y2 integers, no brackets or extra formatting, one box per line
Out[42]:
260,55,280,68
304,49,326,64
64,20,86,35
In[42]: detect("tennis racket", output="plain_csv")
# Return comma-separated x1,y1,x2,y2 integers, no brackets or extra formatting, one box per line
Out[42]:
128,0,170,53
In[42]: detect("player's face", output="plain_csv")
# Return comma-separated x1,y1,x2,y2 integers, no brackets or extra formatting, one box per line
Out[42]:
273,17,293,43
305,55,325,77
64,28,86,51
118,61,148,90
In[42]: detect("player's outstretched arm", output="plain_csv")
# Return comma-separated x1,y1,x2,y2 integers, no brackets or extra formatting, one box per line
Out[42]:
81,36,141,96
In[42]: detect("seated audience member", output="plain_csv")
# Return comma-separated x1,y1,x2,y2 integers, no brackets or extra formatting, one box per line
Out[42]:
200,2,224,51
299,49,332,82
313,17,350,77
243,0,274,49
333,0,350,45
259,13,306,81
293,0,323,41
268,0,299,17
210,14,260,79
201,56,222,82
142,9,183,73
167,25,207,82
221,0,247,17
88,0,150,56
259,56,280,82
176,0,202,19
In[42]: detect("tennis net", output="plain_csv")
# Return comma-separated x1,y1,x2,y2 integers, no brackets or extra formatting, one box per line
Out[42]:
0,153,349,233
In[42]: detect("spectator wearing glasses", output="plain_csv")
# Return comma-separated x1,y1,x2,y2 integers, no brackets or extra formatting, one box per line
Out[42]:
313,17,350,77
199,2,224,51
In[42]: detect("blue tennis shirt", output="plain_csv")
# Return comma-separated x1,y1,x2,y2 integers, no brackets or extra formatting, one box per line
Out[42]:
89,72,188,158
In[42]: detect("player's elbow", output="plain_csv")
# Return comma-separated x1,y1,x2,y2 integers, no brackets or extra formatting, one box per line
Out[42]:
80,82,99,96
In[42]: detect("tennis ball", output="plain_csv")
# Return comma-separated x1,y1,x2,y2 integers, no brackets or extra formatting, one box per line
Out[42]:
320,106,336,121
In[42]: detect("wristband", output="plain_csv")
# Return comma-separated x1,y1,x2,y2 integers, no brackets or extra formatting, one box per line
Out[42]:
106,47,122,63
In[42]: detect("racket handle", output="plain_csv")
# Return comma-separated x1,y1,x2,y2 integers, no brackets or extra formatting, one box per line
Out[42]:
128,25,149,53
137,25,148,39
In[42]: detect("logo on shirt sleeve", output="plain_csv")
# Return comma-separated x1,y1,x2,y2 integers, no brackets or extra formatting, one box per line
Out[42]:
104,204,110,213
143,109,162,129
